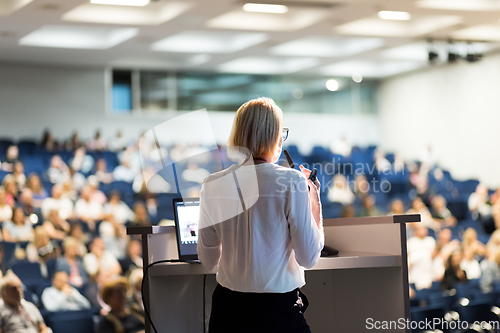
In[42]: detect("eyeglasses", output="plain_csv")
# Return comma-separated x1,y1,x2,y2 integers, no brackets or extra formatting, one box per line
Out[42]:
282,128,289,142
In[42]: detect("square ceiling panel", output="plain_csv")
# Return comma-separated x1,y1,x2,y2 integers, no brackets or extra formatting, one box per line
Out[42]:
206,8,329,32
218,57,318,74
335,15,462,38
452,23,500,41
152,31,267,53
19,25,138,49
110,54,211,69
62,1,191,25
320,60,425,78
0,0,32,16
416,0,500,11
271,36,384,57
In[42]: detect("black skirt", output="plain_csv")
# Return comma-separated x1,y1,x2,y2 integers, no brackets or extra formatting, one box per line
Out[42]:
208,284,311,333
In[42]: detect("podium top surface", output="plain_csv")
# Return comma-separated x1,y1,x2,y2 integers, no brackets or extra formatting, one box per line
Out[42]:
127,214,420,235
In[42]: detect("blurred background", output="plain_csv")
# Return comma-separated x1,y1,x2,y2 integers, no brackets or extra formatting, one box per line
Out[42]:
2,0,500,332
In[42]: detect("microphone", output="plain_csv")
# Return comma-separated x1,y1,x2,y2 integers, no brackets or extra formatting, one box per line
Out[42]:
283,150,295,169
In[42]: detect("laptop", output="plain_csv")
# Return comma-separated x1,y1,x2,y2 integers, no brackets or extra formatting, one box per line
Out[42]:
172,197,201,263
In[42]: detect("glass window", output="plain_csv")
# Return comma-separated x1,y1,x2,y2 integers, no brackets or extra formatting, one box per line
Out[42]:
111,70,132,113
140,71,169,110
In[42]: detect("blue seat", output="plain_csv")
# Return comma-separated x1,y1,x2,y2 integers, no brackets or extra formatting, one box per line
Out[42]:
1,241,16,264
46,309,95,333
11,261,49,291
17,139,38,157
0,170,9,183
410,305,445,332
456,300,498,323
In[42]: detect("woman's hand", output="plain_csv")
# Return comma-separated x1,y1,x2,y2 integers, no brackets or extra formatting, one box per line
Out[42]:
299,165,322,230
299,165,321,191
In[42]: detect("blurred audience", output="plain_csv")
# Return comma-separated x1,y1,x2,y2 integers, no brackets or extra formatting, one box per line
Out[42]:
41,271,91,312
0,272,49,333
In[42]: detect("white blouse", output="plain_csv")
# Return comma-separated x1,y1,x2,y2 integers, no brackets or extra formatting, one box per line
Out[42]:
198,163,324,293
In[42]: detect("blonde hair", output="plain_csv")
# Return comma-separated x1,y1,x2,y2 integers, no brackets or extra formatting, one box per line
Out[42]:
228,97,283,158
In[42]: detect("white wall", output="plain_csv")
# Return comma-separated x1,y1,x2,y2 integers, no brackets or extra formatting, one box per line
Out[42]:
379,53,500,187
0,63,380,154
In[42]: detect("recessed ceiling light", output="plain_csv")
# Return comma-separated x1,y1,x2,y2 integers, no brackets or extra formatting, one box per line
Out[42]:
326,79,339,91
243,3,288,14
378,11,411,21
90,0,150,6
352,73,363,83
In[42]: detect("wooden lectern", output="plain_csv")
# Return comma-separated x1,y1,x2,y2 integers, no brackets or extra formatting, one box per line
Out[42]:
127,214,420,333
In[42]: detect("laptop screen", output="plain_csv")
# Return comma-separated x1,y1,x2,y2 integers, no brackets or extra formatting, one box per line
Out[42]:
173,198,200,259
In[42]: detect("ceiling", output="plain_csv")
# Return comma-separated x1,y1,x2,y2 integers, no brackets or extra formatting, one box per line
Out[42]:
2,0,500,78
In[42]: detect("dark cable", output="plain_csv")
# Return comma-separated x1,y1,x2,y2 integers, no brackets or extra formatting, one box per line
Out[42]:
141,259,179,333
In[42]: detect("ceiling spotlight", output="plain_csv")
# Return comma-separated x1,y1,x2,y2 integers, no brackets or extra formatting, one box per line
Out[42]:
378,11,411,21
326,79,339,91
243,3,289,14
352,72,363,83
90,0,150,5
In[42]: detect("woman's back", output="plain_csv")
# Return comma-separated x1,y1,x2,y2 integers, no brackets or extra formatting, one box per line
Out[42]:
198,162,323,293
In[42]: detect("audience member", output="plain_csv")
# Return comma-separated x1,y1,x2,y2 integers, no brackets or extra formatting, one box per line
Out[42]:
87,130,107,152
68,223,90,258
46,155,69,184
89,176,107,205
11,162,25,191
119,240,142,274
26,173,48,207
16,188,43,225
41,184,74,220
56,237,88,288
2,176,17,207
127,268,144,314
95,159,114,184
98,276,145,333
75,186,103,231
435,228,460,262
99,217,127,260
388,199,405,215
1,146,19,173
462,228,486,258
104,192,134,225
3,207,34,242
359,195,380,217
431,195,457,227
65,131,82,152
109,131,128,153
41,271,91,312
113,160,136,183
42,209,70,240
41,130,56,152
131,202,150,227
407,197,440,231
329,135,351,157
26,226,57,264
327,174,355,205
469,184,494,233
407,224,435,290
480,248,500,293
0,272,49,333
83,238,122,279
0,187,13,223
71,147,94,174
441,250,468,290
461,247,482,280
353,174,370,203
